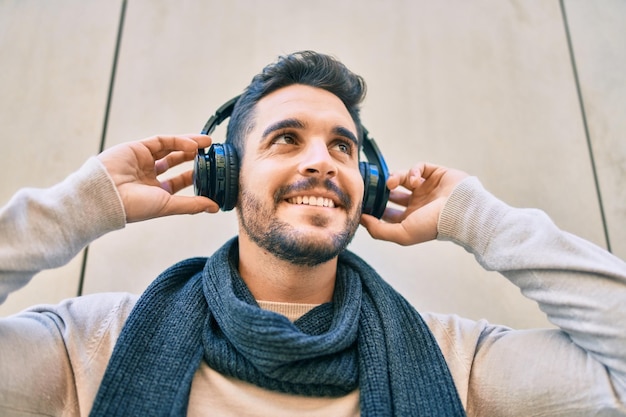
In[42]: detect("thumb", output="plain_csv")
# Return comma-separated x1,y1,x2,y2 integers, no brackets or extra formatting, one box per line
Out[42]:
154,196,220,220
360,214,411,245
359,213,379,231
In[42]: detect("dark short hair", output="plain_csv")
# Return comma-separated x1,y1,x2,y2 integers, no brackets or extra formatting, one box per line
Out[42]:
225,51,367,158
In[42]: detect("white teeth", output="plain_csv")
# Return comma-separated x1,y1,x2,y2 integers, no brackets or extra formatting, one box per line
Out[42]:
288,196,335,208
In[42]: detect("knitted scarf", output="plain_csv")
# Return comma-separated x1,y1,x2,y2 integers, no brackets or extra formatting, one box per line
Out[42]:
90,238,465,416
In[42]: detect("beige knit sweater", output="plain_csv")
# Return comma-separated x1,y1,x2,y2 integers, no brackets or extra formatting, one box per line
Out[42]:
1,157,625,416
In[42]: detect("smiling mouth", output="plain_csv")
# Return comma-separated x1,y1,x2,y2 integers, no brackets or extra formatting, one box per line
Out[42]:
286,196,336,208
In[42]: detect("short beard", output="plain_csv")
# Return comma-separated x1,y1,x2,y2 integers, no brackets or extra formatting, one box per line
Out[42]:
238,179,361,267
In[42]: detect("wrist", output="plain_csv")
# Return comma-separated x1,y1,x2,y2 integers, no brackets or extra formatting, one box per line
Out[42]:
437,177,510,256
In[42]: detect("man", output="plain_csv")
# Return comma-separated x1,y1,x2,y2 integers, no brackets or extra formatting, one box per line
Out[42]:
1,51,625,416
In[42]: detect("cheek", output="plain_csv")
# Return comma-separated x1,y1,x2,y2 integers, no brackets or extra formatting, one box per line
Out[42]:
239,160,272,191
238,160,290,207
346,171,365,207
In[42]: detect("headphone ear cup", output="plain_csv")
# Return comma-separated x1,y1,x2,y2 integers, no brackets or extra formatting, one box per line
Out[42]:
193,143,239,211
220,143,239,211
360,161,389,219
360,162,378,216
193,148,210,199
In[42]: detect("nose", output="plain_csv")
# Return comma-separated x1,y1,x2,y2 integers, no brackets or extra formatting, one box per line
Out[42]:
297,140,337,178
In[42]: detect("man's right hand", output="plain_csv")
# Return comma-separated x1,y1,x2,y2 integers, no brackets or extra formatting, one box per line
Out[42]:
97,134,219,223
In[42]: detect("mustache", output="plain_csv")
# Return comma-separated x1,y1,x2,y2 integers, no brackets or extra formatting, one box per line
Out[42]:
274,177,353,209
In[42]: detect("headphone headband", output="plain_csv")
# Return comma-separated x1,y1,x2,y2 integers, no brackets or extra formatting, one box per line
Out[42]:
201,95,240,135
194,95,389,218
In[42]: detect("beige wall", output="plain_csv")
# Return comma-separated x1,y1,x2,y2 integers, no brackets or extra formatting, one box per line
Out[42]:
1,0,624,329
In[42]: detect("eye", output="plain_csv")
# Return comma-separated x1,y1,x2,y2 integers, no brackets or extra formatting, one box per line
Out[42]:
272,133,297,145
331,140,354,155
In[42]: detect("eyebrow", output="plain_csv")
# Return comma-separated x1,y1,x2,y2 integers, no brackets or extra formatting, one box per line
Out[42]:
333,126,359,146
261,118,359,146
261,118,305,140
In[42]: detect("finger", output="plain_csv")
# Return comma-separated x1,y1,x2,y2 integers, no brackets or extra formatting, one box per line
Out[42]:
154,149,197,176
388,165,424,191
142,134,212,161
160,170,195,194
420,162,448,180
388,189,412,207
161,195,220,217
381,206,407,223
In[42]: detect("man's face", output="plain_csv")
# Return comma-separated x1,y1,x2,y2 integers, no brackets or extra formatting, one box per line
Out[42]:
237,84,364,266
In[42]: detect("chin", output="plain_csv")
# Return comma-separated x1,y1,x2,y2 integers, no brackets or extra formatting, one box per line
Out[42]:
272,233,351,267
238,192,360,266
281,205,344,229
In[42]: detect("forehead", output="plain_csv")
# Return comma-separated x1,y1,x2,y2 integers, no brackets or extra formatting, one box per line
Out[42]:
251,84,358,136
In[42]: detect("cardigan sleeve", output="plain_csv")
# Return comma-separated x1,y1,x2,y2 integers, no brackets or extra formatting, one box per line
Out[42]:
437,177,626,416
0,157,126,304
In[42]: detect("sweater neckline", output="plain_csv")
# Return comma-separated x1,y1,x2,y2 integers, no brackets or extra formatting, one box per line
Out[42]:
257,300,321,322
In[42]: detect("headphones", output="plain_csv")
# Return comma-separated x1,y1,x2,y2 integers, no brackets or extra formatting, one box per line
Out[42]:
193,95,390,218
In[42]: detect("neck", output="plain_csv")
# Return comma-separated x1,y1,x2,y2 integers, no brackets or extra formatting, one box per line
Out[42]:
236,233,337,304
